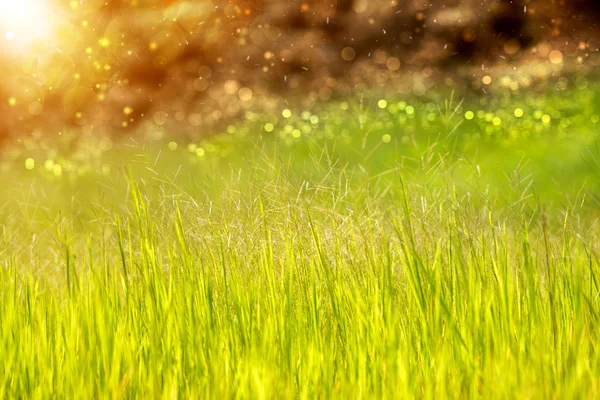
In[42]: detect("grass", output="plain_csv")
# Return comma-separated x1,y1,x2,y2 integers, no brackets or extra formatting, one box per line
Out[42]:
2,86,600,398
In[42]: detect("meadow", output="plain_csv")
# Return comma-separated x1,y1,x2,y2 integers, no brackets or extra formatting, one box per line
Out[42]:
2,84,600,398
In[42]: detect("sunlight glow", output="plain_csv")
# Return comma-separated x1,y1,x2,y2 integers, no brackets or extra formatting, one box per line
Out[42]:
0,0,53,47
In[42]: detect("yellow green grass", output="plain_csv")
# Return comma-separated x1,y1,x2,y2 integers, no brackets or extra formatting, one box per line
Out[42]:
2,89,600,398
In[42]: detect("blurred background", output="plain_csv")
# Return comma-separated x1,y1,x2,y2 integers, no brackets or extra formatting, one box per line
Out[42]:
0,0,598,142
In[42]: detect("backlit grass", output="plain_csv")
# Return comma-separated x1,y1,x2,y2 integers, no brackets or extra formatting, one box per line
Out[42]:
2,89,600,398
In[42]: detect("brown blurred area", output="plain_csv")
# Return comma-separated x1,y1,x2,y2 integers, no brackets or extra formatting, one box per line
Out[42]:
0,0,599,142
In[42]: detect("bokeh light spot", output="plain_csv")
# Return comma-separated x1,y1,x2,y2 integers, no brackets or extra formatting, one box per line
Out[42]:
341,47,356,61
25,158,35,170
238,87,253,102
549,50,564,64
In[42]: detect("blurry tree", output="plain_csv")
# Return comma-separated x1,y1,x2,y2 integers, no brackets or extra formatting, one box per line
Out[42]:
0,0,598,141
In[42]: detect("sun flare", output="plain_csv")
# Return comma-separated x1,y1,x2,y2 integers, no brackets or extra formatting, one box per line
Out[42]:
0,0,53,47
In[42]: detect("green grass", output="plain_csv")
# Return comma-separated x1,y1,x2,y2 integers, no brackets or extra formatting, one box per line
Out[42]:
2,86,600,398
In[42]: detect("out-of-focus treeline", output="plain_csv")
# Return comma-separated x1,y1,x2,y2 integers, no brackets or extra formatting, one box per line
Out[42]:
0,0,599,140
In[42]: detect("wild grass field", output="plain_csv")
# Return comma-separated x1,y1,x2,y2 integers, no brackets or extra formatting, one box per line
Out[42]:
2,87,600,398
